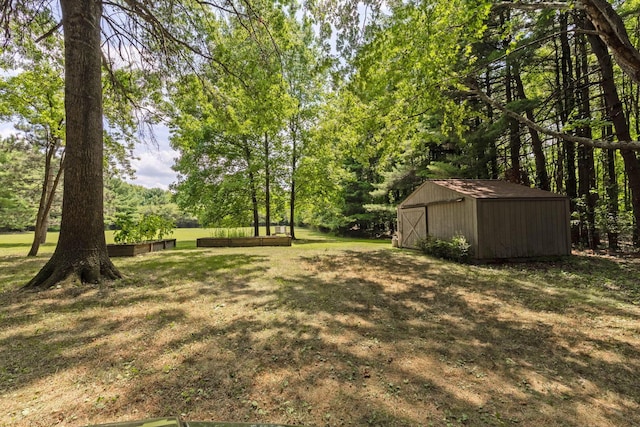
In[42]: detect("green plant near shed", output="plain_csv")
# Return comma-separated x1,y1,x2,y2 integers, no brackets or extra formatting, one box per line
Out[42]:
417,233,472,263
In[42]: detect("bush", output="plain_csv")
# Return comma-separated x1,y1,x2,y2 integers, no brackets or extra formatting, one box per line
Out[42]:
416,234,472,263
113,213,175,244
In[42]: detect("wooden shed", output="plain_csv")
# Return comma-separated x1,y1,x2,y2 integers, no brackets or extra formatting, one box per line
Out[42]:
397,179,571,259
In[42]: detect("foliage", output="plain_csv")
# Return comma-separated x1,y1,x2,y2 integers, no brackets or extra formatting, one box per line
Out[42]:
417,234,473,263
209,227,254,238
113,212,175,244
104,178,197,229
168,4,329,232
0,137,57,231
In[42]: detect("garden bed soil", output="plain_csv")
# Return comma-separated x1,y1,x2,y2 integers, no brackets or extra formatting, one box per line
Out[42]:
197,236,291,248
107,238,177,257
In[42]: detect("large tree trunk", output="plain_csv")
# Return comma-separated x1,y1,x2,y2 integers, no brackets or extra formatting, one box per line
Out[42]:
289,118,298,240
24,0,120,289
576,21,598,249
513,67,550,190
502,10,524,185
560,13,577,203
588,23,640,246
264,132,271,236
243,138,260,237
559,13,579,243
580,0,640,85
553,35,565,193
603,124,619,251
505,61,524,184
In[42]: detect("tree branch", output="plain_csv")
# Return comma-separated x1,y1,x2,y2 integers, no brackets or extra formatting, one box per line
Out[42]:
492,2,574,11
493,0,640,85
579,0,640,84
466,80,640,150
35,21,61,43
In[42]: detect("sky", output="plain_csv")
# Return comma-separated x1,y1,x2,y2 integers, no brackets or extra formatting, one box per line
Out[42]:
126,124,179,190
1,121,179,191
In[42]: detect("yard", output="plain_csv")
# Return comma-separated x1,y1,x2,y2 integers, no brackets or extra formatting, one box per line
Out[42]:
1,229,639,426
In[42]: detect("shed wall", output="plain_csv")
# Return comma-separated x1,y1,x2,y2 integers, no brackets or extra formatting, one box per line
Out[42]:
401,182,464,205
476,199,571,259
398,182,478,249
428,199,477,248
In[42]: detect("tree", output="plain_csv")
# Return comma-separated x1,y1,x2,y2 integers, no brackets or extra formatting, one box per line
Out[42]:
280,12,329,239
169,3,329,236
169,73,269,232
1,0,254,288
19,0,120,287
0,137,45,230
0,63,66,255
326,0,640,247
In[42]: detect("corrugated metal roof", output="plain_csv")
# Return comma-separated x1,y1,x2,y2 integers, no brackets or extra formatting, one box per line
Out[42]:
429,179,566,199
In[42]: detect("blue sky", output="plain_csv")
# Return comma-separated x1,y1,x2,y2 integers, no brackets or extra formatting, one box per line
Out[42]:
126,124,178,190
1,121,178,190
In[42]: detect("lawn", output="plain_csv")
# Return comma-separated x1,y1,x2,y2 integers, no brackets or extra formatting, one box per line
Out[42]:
1,229,639,426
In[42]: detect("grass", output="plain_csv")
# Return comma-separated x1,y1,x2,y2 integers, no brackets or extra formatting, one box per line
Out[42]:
1,229,639,426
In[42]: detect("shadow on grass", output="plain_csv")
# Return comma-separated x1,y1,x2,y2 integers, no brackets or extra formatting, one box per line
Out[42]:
1,248,639,426
292,237,391,246
266,250,640,425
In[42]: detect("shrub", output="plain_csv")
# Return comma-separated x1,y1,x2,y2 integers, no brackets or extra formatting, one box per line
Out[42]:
113,213,175,244
417,234,472,263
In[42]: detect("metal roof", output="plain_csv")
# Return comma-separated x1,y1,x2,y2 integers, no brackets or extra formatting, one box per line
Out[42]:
428,179,567,199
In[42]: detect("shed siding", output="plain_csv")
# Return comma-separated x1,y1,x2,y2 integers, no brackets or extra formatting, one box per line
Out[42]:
476,199,571,258
401,182,464,206
398,182,470,248
428,199,477,248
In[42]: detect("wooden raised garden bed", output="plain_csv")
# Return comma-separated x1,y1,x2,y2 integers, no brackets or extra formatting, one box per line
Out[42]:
107,238,177,257
196,236,292,248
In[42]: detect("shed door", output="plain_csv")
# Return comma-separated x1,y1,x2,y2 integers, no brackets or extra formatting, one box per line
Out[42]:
400,207,427,248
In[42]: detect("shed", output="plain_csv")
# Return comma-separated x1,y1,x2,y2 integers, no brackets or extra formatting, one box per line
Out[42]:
397,179,571,259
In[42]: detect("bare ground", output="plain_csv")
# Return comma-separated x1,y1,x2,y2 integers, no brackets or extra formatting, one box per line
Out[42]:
1,243,639,426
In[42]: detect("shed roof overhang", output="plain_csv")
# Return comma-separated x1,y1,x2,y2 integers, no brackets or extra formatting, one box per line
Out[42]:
400,197,465,209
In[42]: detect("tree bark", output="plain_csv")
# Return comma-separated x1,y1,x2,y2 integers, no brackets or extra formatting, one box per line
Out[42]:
513,67,550,190
575,21,598,249
505,61,524,184
554,37,564,193
580,0,640,84
28,148,64,256
588,23,640,246
24,0,120,289
560,13,577,207
603,123,619,251
289,118,298,240
487,73,499,180
243,138,260,237
264,132,271,236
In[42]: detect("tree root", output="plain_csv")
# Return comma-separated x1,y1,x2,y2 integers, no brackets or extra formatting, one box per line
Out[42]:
23,250,121,290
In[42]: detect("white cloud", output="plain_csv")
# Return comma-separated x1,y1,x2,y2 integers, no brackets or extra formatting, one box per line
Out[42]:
125,124,179,190
0,122,18,138
128,147,178,190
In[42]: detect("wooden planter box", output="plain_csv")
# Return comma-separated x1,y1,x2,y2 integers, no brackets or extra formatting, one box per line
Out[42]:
107,238,177,257
197,236,292,248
